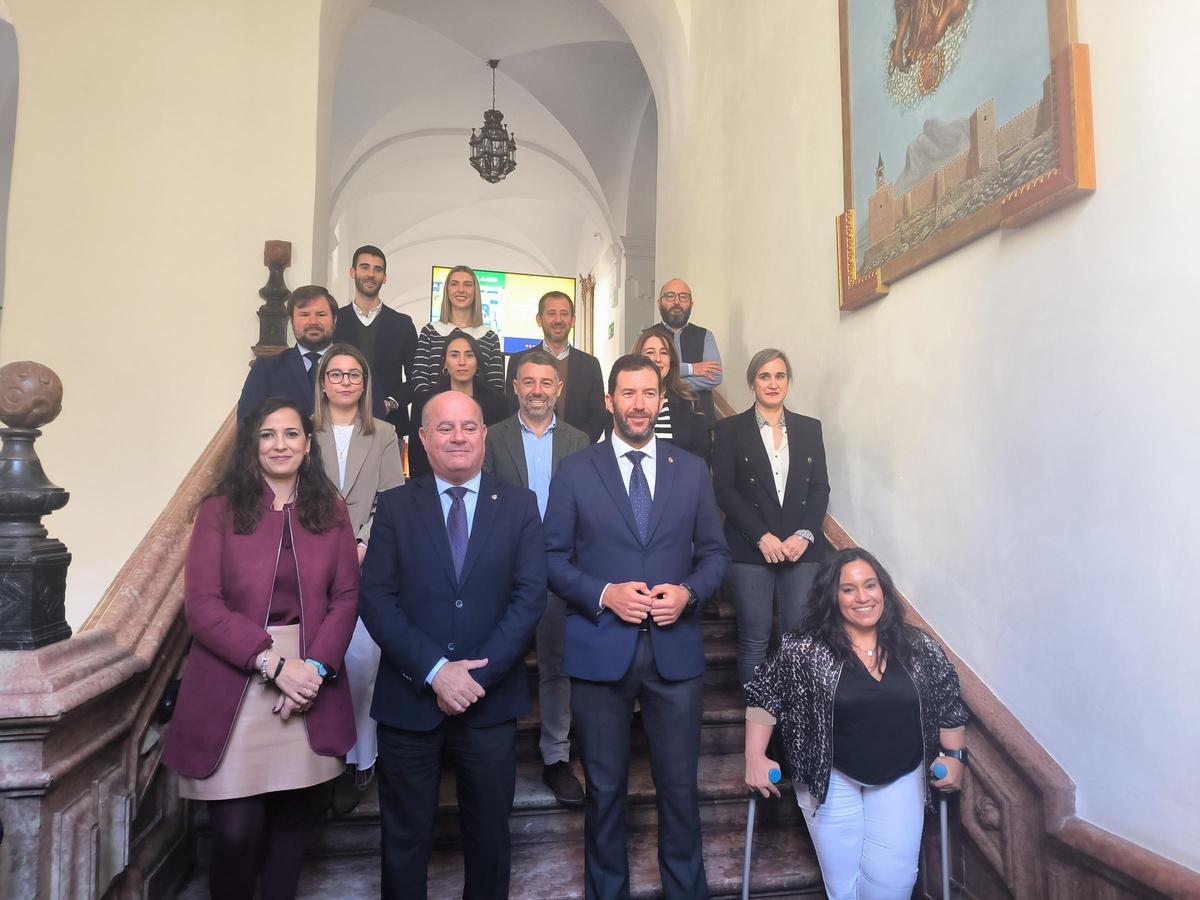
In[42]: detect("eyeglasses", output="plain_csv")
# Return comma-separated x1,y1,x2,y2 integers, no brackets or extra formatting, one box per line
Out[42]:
326,369,364,384
659,291,692,302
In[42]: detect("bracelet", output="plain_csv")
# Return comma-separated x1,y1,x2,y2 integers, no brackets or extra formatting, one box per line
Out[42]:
259,651,271,683
271,656,286,682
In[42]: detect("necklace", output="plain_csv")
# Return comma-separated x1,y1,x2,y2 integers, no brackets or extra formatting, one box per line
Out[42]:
853,643,877,658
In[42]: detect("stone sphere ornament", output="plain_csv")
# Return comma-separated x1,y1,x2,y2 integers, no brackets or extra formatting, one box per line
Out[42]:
0,361,64,429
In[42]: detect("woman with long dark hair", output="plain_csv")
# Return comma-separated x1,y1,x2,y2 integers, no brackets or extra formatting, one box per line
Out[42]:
410,265,505,396
163,397,359,900
712,348,829,695
312,344,405,812
743,548,969,900
408,330,508,477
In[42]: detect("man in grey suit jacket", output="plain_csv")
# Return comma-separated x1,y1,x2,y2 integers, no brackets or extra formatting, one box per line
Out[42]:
484,348,589,806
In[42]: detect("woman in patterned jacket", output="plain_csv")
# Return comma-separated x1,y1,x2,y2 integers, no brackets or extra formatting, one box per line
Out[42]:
743,547,969,900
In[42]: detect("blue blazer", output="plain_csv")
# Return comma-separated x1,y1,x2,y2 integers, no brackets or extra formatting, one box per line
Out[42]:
237,346,386,421
543,440,730,682
359,473,547,731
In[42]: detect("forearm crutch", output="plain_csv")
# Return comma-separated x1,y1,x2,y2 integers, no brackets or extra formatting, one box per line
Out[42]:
741,768,780,900
932,762,951,900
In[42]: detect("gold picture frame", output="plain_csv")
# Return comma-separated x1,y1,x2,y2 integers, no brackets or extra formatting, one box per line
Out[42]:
836,0,1095,311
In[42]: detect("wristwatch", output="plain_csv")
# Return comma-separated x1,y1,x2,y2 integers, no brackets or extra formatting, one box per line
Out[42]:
680,583,700,609
304,658,329,681
939,748,968,765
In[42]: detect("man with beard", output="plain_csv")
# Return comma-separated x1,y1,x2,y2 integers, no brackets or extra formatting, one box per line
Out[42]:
333,245,418,432
649,278,722,420
484,349,589,806
237,285,384,421
505,291,607,443
543,354,729,900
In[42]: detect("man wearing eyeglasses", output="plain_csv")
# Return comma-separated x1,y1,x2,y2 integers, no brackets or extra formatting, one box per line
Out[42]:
649,278,722,420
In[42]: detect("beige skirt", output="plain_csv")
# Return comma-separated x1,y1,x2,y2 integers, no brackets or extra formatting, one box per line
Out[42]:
178,624,343,801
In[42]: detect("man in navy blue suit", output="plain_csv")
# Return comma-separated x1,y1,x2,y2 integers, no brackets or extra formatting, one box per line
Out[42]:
544,354,730,900
236,284,385,421
360,389,546,900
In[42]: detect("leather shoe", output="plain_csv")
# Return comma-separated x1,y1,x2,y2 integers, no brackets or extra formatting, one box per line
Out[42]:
330,769,361,817
542,761,584,807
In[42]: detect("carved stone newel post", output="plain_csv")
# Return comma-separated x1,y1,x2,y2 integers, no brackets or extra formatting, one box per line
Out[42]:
0,360,71,650
252,239,292,357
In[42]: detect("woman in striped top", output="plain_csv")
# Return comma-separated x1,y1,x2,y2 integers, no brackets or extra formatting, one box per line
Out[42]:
630,327,712,463
411,265,505,397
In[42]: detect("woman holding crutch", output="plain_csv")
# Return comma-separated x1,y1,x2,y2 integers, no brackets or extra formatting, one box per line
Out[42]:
743,548,969,899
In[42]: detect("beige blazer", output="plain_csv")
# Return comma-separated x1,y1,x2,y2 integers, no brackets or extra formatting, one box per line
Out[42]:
315,418,405,546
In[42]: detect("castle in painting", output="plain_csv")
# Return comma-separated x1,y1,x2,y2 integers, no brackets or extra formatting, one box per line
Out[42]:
863,72,1057,271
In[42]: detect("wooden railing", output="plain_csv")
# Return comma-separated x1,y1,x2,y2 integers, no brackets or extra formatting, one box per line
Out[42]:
0,410,236,900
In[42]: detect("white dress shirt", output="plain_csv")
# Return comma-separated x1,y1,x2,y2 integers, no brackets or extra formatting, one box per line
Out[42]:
352,300,384,326
757,415,789,504
608,431,657,498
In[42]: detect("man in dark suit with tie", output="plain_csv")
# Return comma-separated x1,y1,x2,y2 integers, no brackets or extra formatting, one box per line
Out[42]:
360,390,547,900
504,290,608,443
236,284,385,421
332,245,418,431
543,354,730,900
484,348,589,806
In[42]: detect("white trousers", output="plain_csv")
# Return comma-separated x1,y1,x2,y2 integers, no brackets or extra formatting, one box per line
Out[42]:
796,766,925,900
343,617,381,769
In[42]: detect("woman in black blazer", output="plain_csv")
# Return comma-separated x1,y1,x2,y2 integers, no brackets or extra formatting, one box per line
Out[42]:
408,330,508,478
629,327,712,463
712,348,830,692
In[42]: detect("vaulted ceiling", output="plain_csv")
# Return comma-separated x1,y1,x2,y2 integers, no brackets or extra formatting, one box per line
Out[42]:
327,0,658,323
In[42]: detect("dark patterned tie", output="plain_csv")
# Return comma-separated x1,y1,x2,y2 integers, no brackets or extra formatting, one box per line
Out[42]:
446,486,469,579
625,450,651,543
304,351,322,386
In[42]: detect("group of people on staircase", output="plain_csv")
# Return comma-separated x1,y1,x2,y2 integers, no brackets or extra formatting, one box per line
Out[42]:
163,244,968,900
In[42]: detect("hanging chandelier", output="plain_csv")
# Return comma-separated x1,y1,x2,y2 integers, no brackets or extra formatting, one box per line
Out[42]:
469,59,517,184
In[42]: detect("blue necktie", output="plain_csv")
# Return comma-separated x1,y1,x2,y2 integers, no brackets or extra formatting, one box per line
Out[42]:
446,486,469,579
626,450,651,543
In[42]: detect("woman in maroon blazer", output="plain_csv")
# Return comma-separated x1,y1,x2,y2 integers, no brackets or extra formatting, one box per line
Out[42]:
163,397,359,900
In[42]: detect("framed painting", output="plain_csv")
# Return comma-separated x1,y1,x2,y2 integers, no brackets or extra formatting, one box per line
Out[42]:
836,0,1095,310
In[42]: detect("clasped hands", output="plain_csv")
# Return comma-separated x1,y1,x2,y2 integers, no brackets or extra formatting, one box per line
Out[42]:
603,581,689,627
758,532,809,565
271,656,323,720
432,658,489,717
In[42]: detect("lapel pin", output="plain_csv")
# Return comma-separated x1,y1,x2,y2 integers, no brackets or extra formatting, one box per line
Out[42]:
668,456,674,463
491,493,498,500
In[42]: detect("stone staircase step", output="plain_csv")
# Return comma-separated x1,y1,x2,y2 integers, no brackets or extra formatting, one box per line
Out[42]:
180,823,823,899
285,751,804,857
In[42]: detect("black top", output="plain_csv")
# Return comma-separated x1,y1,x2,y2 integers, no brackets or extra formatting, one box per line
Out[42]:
712,407,830,566
831,657,923,785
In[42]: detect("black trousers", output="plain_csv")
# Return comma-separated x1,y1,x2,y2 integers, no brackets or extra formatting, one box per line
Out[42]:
376,718,517,900
571,631,708,900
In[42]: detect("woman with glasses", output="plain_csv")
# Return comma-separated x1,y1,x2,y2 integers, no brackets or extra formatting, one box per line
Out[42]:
408,330,508,477
410,265,505,397
312,344,405,813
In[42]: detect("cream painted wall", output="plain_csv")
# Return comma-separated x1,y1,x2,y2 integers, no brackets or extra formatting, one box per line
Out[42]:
0,0,334,626
650,0,1200,871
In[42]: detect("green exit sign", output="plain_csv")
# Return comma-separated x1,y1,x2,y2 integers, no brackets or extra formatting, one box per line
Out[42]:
608,322,615,340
